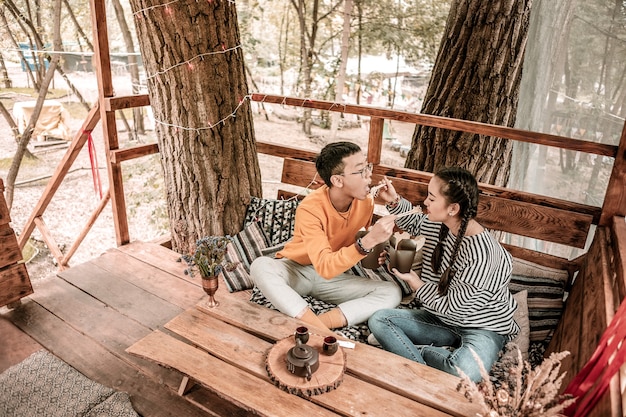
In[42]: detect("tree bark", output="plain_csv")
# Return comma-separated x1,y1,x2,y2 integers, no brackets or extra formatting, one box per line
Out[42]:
405,0,532,186
129,0,262,254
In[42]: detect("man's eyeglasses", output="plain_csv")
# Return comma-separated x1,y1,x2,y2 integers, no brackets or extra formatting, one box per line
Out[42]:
340,162,373,179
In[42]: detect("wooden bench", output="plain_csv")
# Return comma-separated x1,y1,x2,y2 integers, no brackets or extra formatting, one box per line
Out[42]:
128,291,482,416
0,178,33,308
254,144,625,416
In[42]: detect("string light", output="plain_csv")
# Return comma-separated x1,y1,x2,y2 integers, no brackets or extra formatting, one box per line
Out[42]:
152,94,252,131
144,45,242,80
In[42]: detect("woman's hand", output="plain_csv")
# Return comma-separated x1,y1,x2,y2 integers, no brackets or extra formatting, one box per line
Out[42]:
392,268,424,293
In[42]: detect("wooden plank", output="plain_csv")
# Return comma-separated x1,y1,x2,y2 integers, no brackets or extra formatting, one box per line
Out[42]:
0,223,22,268
0,263,33,307
110,143,159,164
610,216,626,300
115,241,193,282
88,249,204,309
251,94,618,157
280,158,592,248
0,316,42,373
58,260,183,329
165,307,452,417
128,330,340,417
6,300,215,417
104,94,150,111
0,178,10,226
579,228,611,367
194,295,480,417
503,244,577,276
256,141,317,162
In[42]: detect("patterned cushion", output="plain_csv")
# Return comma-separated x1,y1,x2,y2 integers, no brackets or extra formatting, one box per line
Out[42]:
509,258,569,343
244,197,301,246
222,222,270,292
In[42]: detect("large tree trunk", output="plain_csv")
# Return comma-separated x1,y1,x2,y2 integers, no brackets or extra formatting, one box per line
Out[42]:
404,0,532,186
130,1,262,254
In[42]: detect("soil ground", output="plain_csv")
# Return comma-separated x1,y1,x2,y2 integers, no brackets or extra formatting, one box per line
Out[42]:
0,61,415,284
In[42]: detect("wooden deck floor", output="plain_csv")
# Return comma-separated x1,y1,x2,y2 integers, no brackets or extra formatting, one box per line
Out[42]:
1,240,255,417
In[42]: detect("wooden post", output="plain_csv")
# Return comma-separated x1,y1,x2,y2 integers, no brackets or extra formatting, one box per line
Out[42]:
368,117,384,165
90,0,130,246
599,121,626,226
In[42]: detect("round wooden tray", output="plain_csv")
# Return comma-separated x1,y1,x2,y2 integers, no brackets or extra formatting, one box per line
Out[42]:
266,333,346,396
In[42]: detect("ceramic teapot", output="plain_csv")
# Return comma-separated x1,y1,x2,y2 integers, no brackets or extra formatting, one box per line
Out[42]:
286,338,319,381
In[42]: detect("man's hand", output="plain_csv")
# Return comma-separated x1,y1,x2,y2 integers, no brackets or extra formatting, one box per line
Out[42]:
360,215,396,249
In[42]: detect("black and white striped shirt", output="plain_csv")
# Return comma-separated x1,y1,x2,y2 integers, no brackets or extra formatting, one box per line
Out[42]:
390,198,519,338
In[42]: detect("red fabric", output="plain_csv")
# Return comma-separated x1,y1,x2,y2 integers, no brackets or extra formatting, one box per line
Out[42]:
563,297,626,416
86,130,102,199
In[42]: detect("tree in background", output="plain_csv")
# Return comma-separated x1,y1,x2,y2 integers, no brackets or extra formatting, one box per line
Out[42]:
405,0,532,186
129,0,262,254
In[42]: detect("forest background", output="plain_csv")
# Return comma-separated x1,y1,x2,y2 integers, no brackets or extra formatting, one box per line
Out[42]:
0,0,624,281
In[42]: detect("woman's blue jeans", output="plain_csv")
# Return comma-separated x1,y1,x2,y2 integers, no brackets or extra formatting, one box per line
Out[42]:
368,308,505,382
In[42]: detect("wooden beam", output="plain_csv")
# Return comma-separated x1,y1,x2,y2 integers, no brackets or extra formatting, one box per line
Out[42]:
599,122,626,226
0,264,33,307
17,105,100,250
105,94,150,111
90,0,129,246
110,143,159,164
62,190,111,267
33,216,67,270
251,94,618,157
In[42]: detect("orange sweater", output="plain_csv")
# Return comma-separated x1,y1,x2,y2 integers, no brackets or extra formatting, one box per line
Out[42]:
277,185,374,279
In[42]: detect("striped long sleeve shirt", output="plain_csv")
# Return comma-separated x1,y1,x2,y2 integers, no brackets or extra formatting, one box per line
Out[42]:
389,198,519,339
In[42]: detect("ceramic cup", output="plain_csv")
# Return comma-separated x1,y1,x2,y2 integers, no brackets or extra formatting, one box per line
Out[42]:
356,231,388,269
322,336,339,356
295,326,309,344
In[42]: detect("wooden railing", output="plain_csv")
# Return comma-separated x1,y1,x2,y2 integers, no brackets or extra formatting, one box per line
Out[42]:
15,91,626,270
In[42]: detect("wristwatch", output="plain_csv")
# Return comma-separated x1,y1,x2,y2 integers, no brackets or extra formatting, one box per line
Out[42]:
355,237,372,255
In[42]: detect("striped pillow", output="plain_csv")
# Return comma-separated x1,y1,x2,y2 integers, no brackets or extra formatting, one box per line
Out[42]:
509,258,569,343
222,222,270,292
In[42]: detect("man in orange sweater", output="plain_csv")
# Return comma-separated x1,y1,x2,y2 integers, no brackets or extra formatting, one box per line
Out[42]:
251,141,400,331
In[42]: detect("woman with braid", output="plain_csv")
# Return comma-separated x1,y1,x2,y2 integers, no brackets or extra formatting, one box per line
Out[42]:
368,167,519,382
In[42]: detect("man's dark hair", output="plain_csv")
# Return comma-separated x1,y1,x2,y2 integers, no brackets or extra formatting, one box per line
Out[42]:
315,141,362,186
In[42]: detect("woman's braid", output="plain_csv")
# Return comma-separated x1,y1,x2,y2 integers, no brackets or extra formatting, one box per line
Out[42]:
433,168,479,296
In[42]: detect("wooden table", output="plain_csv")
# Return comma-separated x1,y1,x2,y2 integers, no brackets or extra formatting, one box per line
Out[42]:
127,294,481,417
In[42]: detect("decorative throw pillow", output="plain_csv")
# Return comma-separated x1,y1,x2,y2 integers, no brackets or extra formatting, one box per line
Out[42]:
511,290,530,360
244,197,301,246
221,222,270,292
509,258,569,343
